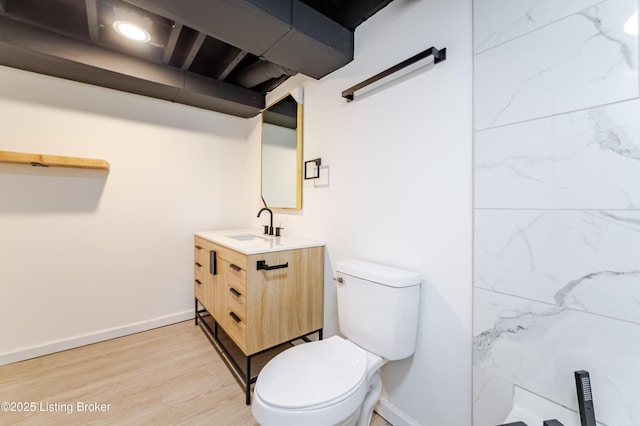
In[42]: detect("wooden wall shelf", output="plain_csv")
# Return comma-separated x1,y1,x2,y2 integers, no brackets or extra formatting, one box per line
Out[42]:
0,150,110,171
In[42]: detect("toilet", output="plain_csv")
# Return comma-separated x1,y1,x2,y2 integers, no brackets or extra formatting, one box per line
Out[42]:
252,259,421,426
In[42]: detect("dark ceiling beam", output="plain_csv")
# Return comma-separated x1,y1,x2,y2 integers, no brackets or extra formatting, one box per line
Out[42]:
125,0,354,79
2,0,91,40
216,48,247,80
85,0,99,42
0,17,177,86
300,0,394,30
162,22,182,64
180,32,206,70
264,0,353,78
0,16,264,117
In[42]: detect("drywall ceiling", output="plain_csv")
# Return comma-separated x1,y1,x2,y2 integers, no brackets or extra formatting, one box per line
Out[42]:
0,0,393,117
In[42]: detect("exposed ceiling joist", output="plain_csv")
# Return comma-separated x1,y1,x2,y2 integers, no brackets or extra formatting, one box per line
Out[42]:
217,49,248,81
85,0,99,42
180,32,206,71
162,22,182,64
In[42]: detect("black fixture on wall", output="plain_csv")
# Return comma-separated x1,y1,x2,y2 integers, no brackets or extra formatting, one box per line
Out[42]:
341,45,447,102
304,158,321,180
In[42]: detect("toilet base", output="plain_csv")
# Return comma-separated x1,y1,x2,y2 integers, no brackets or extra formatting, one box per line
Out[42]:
356,371,382,426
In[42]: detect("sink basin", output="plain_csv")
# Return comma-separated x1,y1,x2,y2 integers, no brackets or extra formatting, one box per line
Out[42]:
226,234,267,241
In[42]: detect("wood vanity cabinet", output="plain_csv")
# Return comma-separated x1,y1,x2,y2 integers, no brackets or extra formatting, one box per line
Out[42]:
193,235,324,356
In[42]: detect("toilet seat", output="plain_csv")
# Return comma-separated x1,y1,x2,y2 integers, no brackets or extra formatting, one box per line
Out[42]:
255,336,367,410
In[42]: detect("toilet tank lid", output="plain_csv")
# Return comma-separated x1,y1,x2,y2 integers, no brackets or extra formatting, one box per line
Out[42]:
336,260,421,288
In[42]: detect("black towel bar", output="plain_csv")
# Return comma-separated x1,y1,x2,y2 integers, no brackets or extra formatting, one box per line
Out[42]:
341,46,446,102
256,260,289,271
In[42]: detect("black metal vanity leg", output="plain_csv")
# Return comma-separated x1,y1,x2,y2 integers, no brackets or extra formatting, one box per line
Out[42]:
194,299,198,326
245,356,251,405
319,328,323,340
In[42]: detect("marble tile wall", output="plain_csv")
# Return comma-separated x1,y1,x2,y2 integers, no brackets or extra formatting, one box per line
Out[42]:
475,0,637,130
473,0,640,425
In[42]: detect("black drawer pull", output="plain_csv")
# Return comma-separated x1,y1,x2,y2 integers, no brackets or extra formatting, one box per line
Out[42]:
229,263,241,272
195,245,203,250
256,260,288,271
229,312,241,323
195,262,202,268
195,279,202,285
229,287,241,297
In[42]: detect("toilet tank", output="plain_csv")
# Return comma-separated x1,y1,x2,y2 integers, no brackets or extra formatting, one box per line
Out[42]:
335,260,421,360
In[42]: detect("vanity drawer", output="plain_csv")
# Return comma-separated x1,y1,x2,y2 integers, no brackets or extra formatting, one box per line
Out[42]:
225,308,247,350
215,244,247,271
194,276,205,301
227,285,246,317
194,260,205,277
194,261,206,294
194,255,207,274
225,262,247,293
194,239,211,267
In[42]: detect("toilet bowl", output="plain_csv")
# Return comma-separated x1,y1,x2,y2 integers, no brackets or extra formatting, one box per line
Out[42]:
252,336,385,426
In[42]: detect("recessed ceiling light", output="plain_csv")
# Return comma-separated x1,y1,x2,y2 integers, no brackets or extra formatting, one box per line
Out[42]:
113,20,150,42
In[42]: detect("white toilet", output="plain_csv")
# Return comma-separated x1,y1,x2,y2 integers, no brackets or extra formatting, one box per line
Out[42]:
252,259,421,426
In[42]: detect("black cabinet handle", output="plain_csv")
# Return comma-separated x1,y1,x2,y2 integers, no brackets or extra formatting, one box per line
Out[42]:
229,264,241,272
209,250,216,275
256,260,288,271
195,262,202,268
229,287,241,297
229,312,241,323
195,245,203,250
195,279,202,285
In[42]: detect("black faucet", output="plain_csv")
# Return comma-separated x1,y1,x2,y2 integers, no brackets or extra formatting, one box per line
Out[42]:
257,207,273,235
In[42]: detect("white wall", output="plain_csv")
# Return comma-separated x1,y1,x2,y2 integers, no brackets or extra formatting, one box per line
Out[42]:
247,0,473,424
0,66,250,364
473,0,640,425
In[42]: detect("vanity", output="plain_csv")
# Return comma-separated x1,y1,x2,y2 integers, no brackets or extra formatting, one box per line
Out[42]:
193,229,324,404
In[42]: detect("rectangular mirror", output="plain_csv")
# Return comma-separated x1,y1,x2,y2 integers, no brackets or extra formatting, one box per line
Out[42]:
261,93,302,209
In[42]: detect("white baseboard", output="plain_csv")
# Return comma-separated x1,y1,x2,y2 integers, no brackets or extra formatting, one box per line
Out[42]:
375,398,421,426
0,310,194,367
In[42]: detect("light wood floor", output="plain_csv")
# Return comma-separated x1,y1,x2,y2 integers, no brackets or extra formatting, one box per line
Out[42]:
0,321,392,425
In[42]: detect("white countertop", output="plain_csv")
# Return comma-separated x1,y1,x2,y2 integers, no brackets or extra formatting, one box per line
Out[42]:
195,229,325,254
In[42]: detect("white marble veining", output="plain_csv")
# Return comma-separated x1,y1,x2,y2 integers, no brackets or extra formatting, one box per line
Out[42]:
195,229,324,254
475,99,640,209
475,209,640,324
475,0,638,130
474,289,640,426
474,0,605,53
